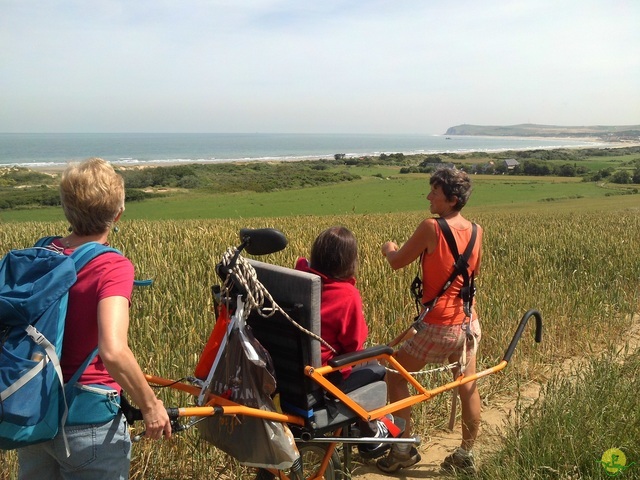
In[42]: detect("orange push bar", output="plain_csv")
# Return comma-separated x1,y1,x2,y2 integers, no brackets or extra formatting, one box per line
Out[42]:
144,373,305,426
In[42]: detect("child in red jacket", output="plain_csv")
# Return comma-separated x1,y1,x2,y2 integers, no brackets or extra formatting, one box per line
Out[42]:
296,226,393,458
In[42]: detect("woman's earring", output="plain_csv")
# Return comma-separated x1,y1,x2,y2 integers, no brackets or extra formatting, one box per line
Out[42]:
68,226,73,232
113,225,120,233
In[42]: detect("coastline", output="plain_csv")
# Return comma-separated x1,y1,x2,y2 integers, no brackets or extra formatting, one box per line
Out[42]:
4,136,638,175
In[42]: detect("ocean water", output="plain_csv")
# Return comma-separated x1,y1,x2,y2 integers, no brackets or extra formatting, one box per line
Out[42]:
0,132,607,168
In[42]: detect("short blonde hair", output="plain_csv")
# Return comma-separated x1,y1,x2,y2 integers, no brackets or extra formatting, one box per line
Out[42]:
60,158,125,235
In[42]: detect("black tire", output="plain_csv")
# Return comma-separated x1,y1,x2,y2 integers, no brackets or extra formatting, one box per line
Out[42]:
253,443,343,480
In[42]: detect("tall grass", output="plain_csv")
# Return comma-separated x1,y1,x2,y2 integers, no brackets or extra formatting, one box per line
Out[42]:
1,208,638,479
478,350,640,479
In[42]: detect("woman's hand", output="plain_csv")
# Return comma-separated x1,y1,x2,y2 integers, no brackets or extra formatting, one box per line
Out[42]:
141,397,172,440
381,241,398,257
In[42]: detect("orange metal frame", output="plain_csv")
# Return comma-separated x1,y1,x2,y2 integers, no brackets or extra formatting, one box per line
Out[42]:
146,352,507,427
143,348,510,478
142,309,541,478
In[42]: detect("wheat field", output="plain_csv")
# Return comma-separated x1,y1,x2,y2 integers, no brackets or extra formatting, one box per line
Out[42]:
1,208,639,479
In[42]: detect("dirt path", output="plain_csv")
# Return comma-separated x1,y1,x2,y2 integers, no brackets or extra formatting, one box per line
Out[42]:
349,316,640,479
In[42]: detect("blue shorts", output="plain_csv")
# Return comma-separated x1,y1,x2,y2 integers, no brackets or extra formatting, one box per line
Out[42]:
18,412,131,480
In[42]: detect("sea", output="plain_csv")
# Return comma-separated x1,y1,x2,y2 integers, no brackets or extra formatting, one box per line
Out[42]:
0,132,610,169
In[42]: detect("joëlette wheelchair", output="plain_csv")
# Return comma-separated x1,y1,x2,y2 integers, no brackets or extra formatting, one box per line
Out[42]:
130,228,542,480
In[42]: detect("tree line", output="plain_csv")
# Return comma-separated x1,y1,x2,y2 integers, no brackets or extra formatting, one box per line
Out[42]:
399,147,640,184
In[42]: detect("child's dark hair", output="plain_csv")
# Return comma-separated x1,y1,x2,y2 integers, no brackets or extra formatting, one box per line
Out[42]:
429,167,472,211
310,226,358,279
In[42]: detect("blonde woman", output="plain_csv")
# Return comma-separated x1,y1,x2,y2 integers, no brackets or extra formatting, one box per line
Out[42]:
18,158,171,480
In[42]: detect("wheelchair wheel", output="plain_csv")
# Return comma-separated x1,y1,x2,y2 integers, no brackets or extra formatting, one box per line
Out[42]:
297,443,343,480
254,443,343,480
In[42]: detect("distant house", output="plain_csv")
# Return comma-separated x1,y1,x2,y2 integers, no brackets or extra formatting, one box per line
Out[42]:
504,159,520,170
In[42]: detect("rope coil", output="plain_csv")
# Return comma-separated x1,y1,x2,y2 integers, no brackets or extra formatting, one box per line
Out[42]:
219,248,337,354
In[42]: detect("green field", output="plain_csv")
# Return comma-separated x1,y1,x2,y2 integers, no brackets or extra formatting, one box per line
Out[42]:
1,171,638,223
2,146,639,222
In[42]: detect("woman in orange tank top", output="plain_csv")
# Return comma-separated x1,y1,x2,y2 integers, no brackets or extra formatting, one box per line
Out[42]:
377,167,483,475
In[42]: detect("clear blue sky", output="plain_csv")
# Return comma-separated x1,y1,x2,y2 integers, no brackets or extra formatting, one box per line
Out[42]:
1,0,638,134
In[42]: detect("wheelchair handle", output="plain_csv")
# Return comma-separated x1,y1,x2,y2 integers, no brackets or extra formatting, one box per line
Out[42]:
121,396,181,442
216,228,288,280
502,309,543,363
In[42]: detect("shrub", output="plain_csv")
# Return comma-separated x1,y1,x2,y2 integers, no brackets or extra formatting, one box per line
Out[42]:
610,170,632,184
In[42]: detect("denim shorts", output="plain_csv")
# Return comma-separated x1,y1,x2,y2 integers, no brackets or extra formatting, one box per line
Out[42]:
402,318,481,365
17,412,131,480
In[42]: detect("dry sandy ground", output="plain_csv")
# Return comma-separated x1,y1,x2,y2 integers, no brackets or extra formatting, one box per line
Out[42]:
346,382,541,479
348,316,640,479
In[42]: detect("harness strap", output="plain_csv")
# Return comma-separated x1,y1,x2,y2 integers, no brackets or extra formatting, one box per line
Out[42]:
432,218,477,317
411,219,477,314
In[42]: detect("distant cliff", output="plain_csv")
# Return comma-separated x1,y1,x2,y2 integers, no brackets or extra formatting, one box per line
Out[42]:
445,124,640,140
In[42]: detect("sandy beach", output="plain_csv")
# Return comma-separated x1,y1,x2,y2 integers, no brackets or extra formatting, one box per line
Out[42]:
6,138,639,176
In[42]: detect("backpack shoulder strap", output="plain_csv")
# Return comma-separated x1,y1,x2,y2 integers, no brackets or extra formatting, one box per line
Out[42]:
68,243,152,286
34,236,62,248
33,238,121,268
34,237,153,286
69,242,122,272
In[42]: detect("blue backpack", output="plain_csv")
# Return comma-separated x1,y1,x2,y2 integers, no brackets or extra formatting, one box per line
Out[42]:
0,237,121,453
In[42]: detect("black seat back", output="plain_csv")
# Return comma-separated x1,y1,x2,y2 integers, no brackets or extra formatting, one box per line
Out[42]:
246,259,323,418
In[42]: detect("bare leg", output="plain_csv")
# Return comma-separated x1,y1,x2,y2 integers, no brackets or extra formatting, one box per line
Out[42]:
450,354,481,450
387,349,426,438
377,350,426,473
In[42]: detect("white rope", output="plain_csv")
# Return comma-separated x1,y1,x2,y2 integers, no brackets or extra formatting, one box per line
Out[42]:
219,248,337,354
384,362,460,377
459,314,478,374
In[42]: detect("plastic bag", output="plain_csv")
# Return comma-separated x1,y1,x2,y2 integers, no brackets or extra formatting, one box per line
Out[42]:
197,323,299,469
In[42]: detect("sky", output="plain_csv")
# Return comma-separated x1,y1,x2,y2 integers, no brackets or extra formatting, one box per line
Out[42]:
1,0,638,134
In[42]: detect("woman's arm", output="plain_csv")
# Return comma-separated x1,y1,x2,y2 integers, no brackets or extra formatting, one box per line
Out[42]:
381,219,437,270
97,296,172,440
